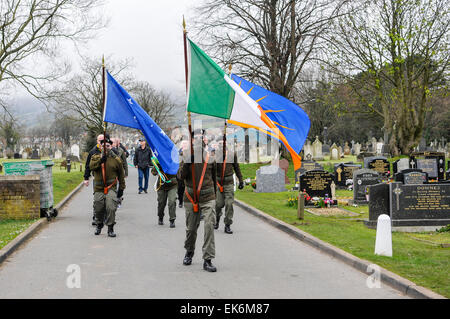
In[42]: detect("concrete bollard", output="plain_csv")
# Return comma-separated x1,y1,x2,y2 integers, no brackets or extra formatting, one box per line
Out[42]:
374,214,392,257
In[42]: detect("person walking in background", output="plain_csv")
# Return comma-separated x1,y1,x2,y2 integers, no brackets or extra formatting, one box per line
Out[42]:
133,138,152,194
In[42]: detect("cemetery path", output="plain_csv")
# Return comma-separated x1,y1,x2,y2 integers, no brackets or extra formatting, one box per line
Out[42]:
0,162,409,299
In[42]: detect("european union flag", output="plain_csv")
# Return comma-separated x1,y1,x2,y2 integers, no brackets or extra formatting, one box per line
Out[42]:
103,71,179,175
231,74,310,153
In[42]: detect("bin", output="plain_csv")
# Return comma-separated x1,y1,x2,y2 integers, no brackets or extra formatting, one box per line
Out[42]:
3,160,58,219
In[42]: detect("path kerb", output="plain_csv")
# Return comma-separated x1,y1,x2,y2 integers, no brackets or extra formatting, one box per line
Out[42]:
234,199,446,300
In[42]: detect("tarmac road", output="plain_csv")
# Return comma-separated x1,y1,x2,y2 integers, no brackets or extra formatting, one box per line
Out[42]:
0,163,408,299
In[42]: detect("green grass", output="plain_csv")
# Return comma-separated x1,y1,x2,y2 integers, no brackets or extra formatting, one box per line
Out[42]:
236,162,450,298
0,158,84,249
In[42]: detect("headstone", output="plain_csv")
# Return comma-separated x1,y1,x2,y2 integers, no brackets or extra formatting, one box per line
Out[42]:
255,165,286,193
302,140,313,160
334,162,362,187
418,137,427,152
368,183,390,223
330,143,340,160
376,141,383,155
403,171,428,185
299,170,334,198
415,158,439,180
374,215,392,257
55,150,62,160
343,142,351,155
312,136,323,161
365,156,390,177
353,169,382,204
353,142,361,156
14,152,21,159
278,158,290,184
295,160,323,184
322,143,330,155
393,158,410,175
31,149,39,159
394,169,427,184
371,137,377,153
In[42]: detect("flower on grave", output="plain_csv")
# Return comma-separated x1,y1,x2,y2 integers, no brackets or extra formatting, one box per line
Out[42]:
251,182,256,189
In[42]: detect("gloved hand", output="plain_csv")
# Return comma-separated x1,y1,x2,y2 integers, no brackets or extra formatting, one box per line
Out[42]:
238,181,244,189
117,189,123,198
101,154,107,163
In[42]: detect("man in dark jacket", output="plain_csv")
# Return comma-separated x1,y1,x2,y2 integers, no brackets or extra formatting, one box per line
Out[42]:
151,160,178,228
177,135,218,272
133,138,152,194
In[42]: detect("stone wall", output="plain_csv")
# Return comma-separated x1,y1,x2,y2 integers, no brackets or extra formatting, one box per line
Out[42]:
0,175,40,219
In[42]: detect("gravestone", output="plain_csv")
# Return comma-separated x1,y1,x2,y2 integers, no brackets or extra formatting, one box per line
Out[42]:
392,158,410,175
343,142,351,155
302,140,313,160
312,136,323,161
395,169,427,184
353,169,382,204
299,170,334,198
255,165,286,193
403,171,428,185
365,156,390,177
14,152,21,159
334,163,362,188
278,158,290,184
367,183,390,225
295,160,324,184
54,150,62,160
371,137,377,153
330,143,340,160
322,143,330,156
31,149,40,159
365,182,450,230
353,143,361,156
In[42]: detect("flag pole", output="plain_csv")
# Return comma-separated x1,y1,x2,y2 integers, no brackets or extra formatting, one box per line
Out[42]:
183,16,198,207
101,55,107,193
224,64,232,163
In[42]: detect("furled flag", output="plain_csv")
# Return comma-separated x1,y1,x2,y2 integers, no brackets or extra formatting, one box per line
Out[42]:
185,38,309,170
103,71,179,175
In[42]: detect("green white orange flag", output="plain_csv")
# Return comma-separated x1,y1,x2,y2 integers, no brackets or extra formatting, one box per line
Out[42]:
186,38,303,170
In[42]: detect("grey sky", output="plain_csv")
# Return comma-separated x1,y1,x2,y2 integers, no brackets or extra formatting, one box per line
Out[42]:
84,0,199,103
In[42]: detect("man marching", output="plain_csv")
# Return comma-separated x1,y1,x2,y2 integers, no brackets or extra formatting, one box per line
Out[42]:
177,134,218,272
214,140,244,234
90,137,126,237
151,157,178,228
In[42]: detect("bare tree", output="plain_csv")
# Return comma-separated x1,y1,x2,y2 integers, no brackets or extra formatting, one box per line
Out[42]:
192,0,352,99
324,0,449,155
48,56,133,135
131,81,176,131
0,0,106,112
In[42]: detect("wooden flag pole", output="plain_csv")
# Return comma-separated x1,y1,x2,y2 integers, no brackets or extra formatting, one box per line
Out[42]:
182,16,198,208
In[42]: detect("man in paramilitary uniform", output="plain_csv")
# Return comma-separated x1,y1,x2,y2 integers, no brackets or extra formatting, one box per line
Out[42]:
151,158,178,228
214,140,244,234
177,133,218,272
90,137,126,237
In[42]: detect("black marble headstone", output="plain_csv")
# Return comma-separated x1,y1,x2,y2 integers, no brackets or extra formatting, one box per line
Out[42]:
295,160,323,183
299,170,334,198
334,163,362,187
416,158,438,179
365,156,390,176
368,183,390,223
353,169,382,204
394,169,427,184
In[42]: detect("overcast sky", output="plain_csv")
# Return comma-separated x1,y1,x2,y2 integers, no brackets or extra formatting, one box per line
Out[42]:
84,0,199,103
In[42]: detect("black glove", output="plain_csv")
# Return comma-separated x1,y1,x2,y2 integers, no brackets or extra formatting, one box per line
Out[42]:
238,181,244,189
117,189,123,198
101,154,107,163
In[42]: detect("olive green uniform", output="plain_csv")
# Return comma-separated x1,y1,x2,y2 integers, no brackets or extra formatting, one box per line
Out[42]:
215,151,243,226
151,164,178,222
90,152,126,226
177,150,217,261
113,146,128,177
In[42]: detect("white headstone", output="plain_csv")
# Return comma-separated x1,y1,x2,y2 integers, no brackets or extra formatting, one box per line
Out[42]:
312,136,323,160
55,150,62,159
374,214,392,257
303,140,313,160
71,144,80,158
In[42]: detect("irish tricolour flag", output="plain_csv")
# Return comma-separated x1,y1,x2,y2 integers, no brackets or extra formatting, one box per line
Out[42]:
186,38,303,170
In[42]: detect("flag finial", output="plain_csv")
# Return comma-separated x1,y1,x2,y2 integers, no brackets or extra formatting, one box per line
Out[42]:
183,15,186,33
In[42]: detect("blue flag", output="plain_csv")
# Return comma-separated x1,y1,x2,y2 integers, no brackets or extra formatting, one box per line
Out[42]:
231,74,310,153
103,71,179,175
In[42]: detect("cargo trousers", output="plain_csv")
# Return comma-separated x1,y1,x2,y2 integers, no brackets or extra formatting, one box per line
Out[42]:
93,190,119,226
157,187,177,221
184,199,216,261
215,184,235,225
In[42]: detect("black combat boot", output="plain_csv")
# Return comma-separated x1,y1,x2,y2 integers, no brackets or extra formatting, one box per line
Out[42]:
158,217,164,225
107,225,116,237
224,224,233,234
203,259,217,272
183,251,194,265
170,220,175,228
94,223,103,235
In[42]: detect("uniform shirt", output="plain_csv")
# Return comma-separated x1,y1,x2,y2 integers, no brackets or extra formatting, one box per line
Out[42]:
112,146,128,177
151,163,178,191
215,152,243,186
89,152,126,193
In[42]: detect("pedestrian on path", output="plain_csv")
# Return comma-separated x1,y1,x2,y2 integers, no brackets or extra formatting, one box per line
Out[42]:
178,134,218,272
133,138,152,194
90,137,126,237
151,158,178,228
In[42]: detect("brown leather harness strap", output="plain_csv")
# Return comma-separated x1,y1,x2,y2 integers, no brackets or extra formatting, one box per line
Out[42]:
102,160,118,195
185,152,210,213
